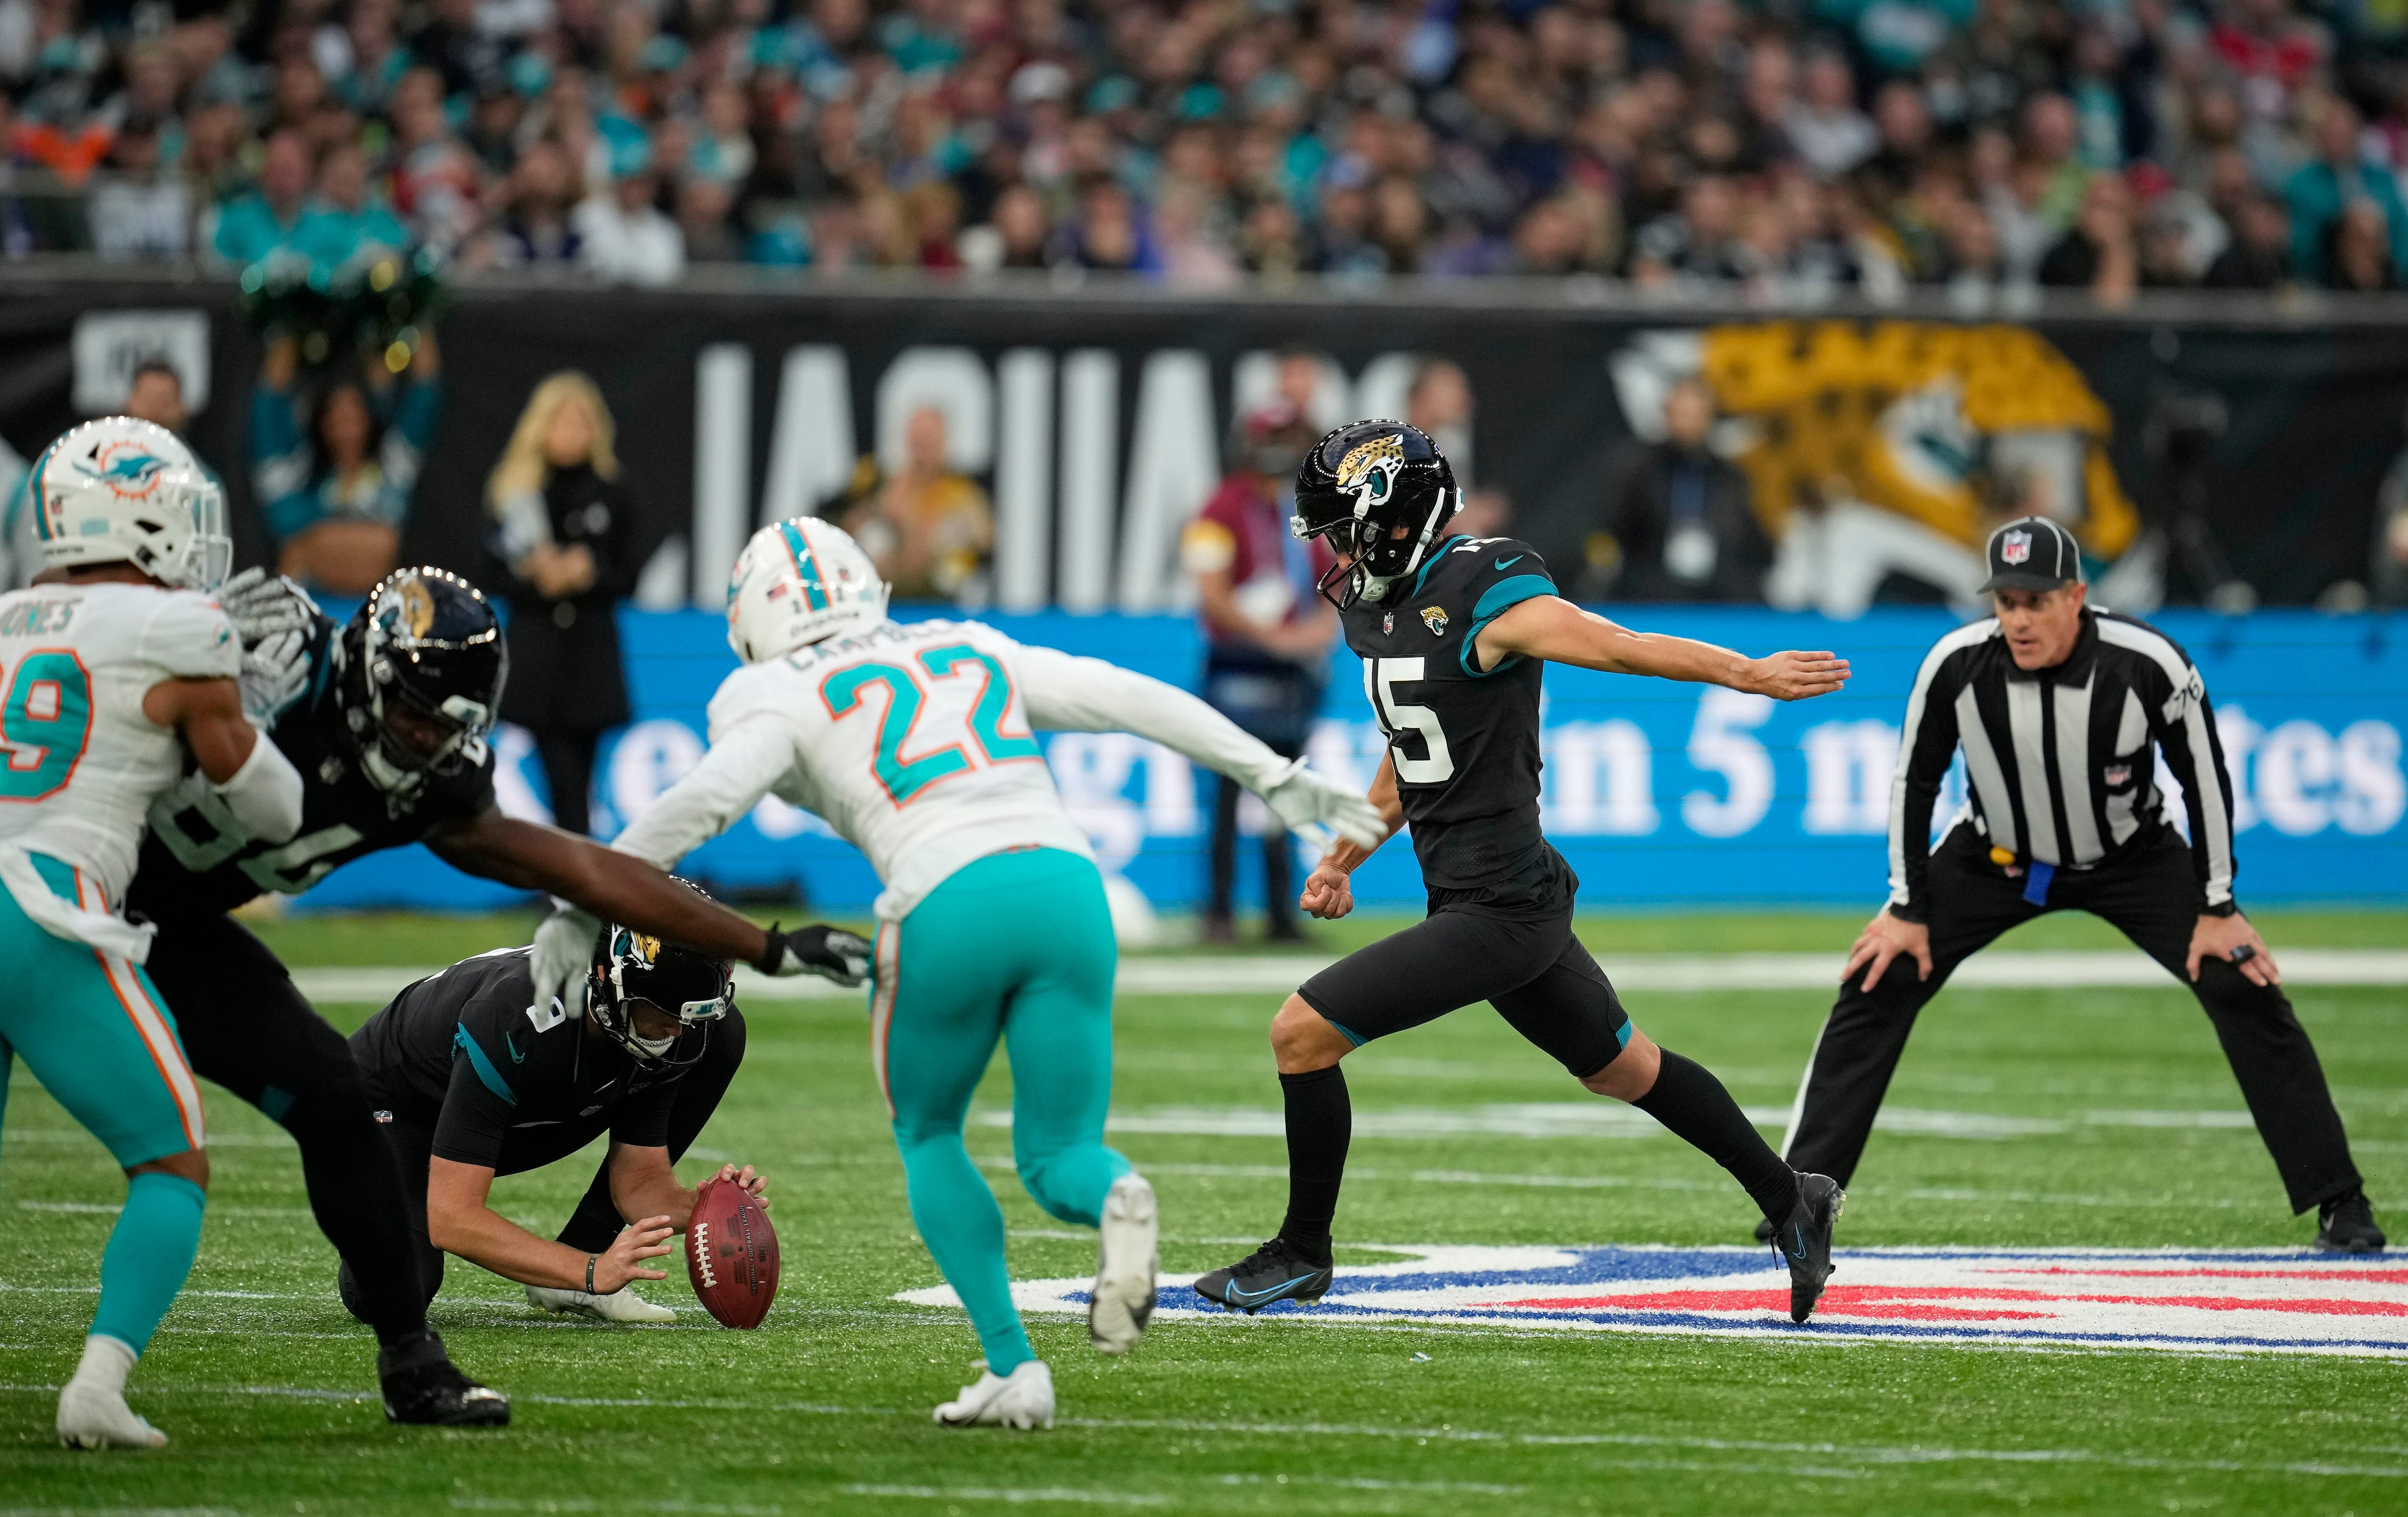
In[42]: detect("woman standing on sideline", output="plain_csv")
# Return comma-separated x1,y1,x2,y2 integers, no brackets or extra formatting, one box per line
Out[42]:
486,372,637,836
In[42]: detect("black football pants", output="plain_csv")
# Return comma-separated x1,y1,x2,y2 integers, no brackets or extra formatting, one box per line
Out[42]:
1783,825,2362,1215
341,1010,745,1310
141,910,431,1345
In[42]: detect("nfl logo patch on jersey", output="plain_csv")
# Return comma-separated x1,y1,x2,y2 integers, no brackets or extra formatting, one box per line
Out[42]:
1420,606,1449,636
2001,529,2031,565
1382,612,1394,634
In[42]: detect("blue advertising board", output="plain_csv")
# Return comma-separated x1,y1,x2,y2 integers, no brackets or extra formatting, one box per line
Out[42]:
294,607,2408,915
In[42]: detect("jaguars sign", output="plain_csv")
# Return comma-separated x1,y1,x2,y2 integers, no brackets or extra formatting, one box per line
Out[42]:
910,1243,2408,1357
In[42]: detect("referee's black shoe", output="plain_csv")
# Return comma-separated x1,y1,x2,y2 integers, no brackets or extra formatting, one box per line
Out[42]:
1770,1173,1846,1322
2316,1190,2386,1254
1193,1238,1334,1314
378,1330,510,1427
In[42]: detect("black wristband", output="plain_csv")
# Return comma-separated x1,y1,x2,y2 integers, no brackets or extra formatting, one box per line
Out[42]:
585,1254,596,1293
2202,900,2238,918
1888,901,1928,926
751,923,787,977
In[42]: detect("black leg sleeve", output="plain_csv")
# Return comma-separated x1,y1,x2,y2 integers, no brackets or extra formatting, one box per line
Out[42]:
1783,832,2036,1187
2077,831,2363,1215
151,912,435,1344
1635,1049,1800,1224
558,1010,748,1255
1277,1064,1350,1265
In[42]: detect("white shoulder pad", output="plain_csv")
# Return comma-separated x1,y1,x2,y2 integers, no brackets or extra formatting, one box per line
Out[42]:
705,657,811,743
138,590,242,681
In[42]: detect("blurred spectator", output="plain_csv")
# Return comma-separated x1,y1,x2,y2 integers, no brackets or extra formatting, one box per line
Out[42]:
252,332,441,596
1405,358,1474,480
486,372,637,837
1590,377,1770,602
2376,405,2408,606
294,141,408,274
483,140,583,267
1177,405,1337,944
575,164,684,285
2039,172,2140,302
1787,51,1877,179
89,116,189,258
840,406,993,602
211,129,314,266
2286,98,2408,286
2323,198,2400,291
2206,190,2295,288
1452,484,1515,539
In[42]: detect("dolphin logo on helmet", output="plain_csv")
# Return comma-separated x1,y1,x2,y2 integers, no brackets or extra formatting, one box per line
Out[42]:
32,417,230,590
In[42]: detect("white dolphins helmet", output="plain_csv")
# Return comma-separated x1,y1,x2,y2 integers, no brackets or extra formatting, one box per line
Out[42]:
31,417,230,591
726,517,890,663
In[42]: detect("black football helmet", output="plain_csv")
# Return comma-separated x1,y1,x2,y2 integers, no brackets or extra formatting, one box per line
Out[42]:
334,567,507,799
1290,419,1460,609
588,901,734,1070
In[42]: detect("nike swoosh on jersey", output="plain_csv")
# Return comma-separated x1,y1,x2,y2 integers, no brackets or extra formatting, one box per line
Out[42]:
1494,555,1524,570
505,1031,527,1064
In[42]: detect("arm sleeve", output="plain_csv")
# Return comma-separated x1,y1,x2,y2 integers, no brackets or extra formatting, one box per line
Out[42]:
1010,640,1291,792
1459,542,1558,677
1886,641,1968,923
2145,653,2239,913
429,1031,516,1167
610,719,800,869
136,595,242,680
608,1083,676,1149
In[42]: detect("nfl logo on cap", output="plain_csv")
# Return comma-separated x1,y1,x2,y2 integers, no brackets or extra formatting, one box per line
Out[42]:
2001,530,2031,565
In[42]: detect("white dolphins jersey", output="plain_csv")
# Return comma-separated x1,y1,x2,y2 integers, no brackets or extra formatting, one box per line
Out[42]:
615,618,1290,923
0,581,238,949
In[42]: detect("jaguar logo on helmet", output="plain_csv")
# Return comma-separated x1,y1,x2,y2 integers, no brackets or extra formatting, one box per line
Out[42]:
2001,529,2032,566
1335,433,1404,511
629,931,662,964
395,575,437,637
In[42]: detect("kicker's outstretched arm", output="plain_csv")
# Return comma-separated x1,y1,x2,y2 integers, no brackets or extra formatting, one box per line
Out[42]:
1475,596,1849,701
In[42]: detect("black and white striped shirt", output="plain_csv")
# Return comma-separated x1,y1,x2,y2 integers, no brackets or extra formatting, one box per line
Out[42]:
1887,609,2239,920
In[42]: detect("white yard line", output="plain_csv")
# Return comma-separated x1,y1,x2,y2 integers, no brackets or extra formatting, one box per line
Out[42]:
287,948,2408,1008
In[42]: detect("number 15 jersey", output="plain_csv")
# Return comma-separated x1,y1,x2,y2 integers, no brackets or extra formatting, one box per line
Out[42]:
1342,536,1560,909
0,581,239,955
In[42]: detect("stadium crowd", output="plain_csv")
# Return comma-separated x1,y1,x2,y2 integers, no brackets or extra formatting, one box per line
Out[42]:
6,0,2408,294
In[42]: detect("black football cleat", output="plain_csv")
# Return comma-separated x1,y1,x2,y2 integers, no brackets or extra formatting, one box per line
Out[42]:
1193,1238,1334,1314
1770,1172,1845,1322
1752,1215,1777,1245
2316,1190,2387,1254
377,1331,510,1427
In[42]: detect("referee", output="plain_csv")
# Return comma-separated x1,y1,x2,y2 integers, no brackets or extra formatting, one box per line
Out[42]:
1774,517,2383,1253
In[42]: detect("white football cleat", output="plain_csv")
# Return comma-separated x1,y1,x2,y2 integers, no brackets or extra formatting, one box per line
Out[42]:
933,1359,1054,1430
57,1334,164,1450
1089,1171,1157,1355
525,1284,677,1323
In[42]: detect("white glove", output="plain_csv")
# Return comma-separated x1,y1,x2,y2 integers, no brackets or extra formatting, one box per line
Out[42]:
237,624,312,729
1259,758,1388,851
758,923,873,986
530,905,601,1022
219,567,319,645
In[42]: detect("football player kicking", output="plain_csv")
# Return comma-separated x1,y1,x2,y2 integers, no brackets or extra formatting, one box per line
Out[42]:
531,517,1384,1430
2,420,306,1447
344,914,761,1315
121,566,868,1427
1195,422,1854,1323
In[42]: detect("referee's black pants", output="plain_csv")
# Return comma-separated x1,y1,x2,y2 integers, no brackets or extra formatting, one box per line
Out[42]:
340,1010,745,1311
1784,824,2361,1216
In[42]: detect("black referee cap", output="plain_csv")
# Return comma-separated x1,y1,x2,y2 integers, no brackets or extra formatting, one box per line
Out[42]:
1977,516,2083,594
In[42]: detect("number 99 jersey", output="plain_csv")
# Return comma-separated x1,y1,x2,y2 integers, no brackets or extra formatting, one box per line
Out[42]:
0,581,239,941
1342,535,1561,907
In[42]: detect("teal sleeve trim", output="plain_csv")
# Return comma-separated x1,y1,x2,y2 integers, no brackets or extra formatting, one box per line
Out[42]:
1461,574,1557,677
1326,1019,1371,1048
1615,1020,1634,1048
451,1024,517,1107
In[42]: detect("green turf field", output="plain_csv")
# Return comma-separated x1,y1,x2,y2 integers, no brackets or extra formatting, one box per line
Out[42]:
4,909,2405,1515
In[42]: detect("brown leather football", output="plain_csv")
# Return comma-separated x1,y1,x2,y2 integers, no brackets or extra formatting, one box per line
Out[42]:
686,1177,779,1329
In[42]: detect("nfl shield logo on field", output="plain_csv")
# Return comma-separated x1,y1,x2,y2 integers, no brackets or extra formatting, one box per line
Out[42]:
2001,530,2032,565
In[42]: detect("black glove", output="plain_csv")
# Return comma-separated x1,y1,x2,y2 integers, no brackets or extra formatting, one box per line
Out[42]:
756,922,872,986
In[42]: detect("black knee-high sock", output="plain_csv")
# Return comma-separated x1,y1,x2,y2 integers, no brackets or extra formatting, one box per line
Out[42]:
1633,1049,1800,1225
1277,1065,1350,1263
289,1099,430,1347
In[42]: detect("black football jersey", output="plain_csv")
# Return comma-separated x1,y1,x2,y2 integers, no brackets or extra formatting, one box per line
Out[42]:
126,614,499,923
348,946,696,1167
1342,535,1563,905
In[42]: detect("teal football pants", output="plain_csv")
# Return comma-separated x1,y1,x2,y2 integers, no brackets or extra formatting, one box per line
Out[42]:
872,847,1129,1375
0,857,209,1354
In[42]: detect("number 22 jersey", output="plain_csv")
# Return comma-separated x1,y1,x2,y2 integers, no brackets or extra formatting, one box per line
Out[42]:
1342,535,1563,912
